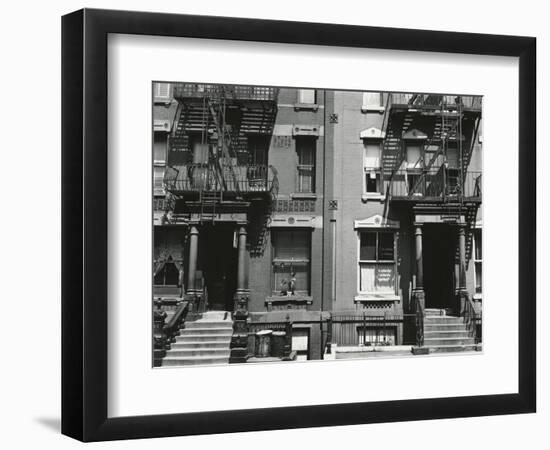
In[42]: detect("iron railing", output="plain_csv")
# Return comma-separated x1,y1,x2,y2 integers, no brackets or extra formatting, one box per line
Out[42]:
386,169,481,200
164,163,279,194
390,93,482,109
331,313,405,347
415,296,425,348
153,300,190,366
463,296,481,344
173,83,279,102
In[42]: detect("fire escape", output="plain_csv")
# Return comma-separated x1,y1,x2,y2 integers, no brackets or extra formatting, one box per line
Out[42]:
163,84,279,227
382,93,482,260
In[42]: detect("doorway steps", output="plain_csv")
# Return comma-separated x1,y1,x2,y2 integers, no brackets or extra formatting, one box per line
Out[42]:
162,311,233,367
423,309,481,353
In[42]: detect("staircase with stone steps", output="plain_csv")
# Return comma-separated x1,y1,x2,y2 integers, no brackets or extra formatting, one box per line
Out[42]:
161,311,233,367
423,308,480,353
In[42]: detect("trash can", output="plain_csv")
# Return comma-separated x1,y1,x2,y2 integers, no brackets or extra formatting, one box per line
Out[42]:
271,331,286,358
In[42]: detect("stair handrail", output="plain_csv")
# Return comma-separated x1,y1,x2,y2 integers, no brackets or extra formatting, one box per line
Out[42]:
154,300,190,354
463,295,479,343
415,295,425,347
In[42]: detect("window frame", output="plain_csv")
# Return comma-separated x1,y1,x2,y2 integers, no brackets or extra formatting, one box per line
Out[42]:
295,137,316,194
361,92,385,113
271,228,312,296
153,130,169,196
473,226,483,298
154,82,171,102
362,141,384,198
297,89,316,105
357,230,398,296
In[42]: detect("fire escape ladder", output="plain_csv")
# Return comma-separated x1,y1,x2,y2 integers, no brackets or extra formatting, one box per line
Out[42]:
199,190,222,223
407,100,463,198
208,97,241,197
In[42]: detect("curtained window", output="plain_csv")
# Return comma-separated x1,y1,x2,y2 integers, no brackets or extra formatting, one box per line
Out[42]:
358,231,396,293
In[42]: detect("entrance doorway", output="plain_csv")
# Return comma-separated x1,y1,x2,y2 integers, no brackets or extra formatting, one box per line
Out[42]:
198,224,238,311
422,224,456,310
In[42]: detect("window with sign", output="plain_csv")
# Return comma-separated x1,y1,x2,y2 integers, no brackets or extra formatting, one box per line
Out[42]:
358,231,396,293
272,229,311,296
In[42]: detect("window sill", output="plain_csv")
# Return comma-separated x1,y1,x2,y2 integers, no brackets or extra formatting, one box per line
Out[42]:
473,293,483,301
266,295,313,311
361,106,385,113
354,294,400,302
294,103,319,112
361,193,385,202
291,192,317,200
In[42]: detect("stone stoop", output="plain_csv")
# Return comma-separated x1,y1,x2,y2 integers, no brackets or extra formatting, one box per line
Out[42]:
423,309,480,353
162,311,233,367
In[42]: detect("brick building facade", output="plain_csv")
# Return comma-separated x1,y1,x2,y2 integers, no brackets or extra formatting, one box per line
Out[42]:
153,83,482,365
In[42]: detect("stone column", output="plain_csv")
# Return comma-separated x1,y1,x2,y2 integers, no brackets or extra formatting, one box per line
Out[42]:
230,224,250,364
412,224,425,314
458,224,466,291
457,224,469,314
236,225,248,296
186,225,199,295
414,225,424,289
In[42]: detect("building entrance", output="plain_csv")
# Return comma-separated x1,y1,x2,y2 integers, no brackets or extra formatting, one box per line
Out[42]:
198,224,238,311
422,224,456,311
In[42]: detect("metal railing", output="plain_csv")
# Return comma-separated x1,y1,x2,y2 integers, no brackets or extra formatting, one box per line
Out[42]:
153,300,189,366
390,93,482,109
331,313,404,347
164,163,279,194
386,169,482,200
463,296,481,344
173,83,279,102
415,297,424,348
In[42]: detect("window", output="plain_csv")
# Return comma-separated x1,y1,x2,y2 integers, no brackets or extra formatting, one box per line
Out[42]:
248,135,269,166
190,134,209,164
154,82,171,100
154,132,168,195
362,92,384,111
298,89,316,104
296,137,316,193
154,261,179,285
358,231,395,293
357,327,396,346
154,133,167,164
474,228,482,294
364,143,381,194
446,142,459,169
406,144,422,169
272,229,311,295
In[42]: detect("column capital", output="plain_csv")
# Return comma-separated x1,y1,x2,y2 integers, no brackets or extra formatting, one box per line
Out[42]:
413,222,424,228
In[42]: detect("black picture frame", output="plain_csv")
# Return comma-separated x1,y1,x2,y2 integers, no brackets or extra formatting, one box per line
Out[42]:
62,8,536,442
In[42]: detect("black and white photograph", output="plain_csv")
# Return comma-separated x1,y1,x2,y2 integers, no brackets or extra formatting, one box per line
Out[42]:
152,83,483,367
